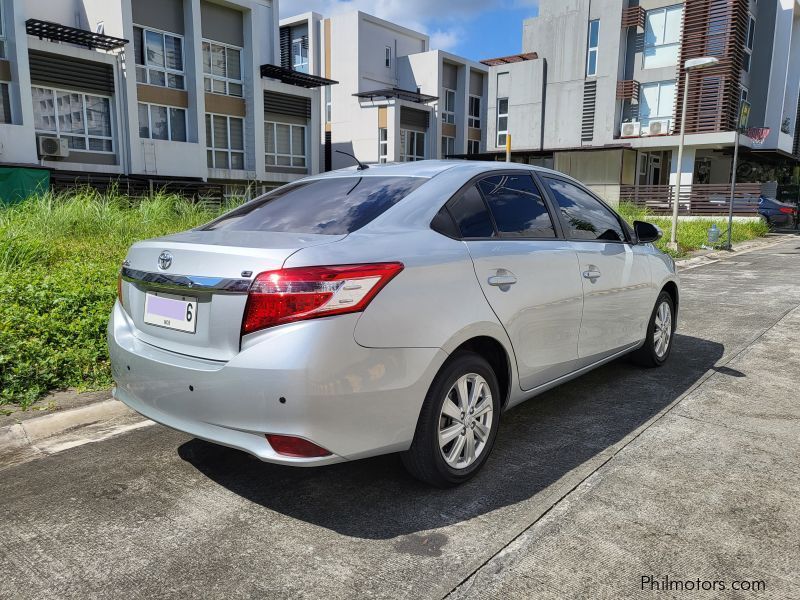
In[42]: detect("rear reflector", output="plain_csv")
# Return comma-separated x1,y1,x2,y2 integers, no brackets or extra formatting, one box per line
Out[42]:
266,434,332,458
242,262,403,335
779,206,795,214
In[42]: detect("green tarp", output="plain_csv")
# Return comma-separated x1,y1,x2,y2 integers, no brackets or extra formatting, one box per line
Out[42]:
0,167,50,205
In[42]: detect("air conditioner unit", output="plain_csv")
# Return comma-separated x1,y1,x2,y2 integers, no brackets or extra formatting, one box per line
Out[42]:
645,118,671,136
621,121,641,138
38,135,69,158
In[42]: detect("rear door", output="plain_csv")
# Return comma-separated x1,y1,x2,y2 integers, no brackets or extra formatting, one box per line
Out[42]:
453,172,584,391
538,175,653,362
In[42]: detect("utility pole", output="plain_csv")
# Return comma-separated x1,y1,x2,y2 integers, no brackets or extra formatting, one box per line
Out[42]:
505,134,512,162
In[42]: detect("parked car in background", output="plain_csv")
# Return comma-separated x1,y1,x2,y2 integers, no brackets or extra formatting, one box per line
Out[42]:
759,196,798,229
108,161,680,487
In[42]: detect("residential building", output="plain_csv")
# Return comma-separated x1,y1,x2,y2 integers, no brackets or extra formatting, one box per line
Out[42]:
0,0,332,200
280,10,489,170
483,0,800,205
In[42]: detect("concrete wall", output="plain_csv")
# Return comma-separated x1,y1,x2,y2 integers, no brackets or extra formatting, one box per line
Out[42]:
487,59,544,153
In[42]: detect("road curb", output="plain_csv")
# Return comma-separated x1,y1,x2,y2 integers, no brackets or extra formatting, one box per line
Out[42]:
675,234,789,268
0,399,134,455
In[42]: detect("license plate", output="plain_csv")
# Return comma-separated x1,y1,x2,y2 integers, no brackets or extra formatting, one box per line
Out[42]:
144,292,198,333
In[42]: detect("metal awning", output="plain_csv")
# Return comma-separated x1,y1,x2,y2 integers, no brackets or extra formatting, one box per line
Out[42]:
480,52,538,66
26,19,128,51
353,88,438,104
260,64,338,88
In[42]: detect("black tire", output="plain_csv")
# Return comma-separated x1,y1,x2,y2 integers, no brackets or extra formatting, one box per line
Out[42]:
632,291,675,368
401,352,501,487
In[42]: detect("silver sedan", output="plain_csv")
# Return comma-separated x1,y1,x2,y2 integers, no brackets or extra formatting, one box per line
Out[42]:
108,161,679,487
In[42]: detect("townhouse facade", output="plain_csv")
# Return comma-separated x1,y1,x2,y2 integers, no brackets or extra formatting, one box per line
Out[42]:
0,0,331,201
482,0,800,205
280,10,489,171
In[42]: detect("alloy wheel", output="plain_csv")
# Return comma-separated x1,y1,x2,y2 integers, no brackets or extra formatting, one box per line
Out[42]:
438,373,494,469
653,301,672,358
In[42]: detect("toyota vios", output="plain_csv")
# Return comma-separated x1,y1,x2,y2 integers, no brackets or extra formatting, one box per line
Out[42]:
109,161,679,487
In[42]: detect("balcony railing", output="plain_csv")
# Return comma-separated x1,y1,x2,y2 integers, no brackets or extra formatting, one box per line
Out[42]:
619,184,763,215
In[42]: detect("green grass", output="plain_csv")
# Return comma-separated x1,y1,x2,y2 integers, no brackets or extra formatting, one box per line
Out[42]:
616,202,769,257
0,190,239,409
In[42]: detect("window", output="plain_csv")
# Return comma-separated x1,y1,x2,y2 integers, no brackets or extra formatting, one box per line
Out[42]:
400,129,425,161
442,136,455,158
743,15,756,72
639,80,676,125
32,87,113,152
468,95,481,128
0,2,6,59
134,26,184,89
0,83,10,124
542,177,625,242
206,114,244,170
586,20,599,76
138,103,186,142
442,89,456,124
379,128,388,163
265,121,306,168
385,46,392,69
325,86,332,122
203,40,243,97
643,6,683,69
478,174,556,238
740,86,749,110
467,139,480,155
203,177,428,235
292,36,309,72
496,98,509,147
448,186,495,238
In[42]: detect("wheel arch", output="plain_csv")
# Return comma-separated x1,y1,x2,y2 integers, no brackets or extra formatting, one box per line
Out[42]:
446,334,515,410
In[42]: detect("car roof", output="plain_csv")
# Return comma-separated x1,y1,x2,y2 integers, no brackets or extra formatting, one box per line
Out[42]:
305,159,566,181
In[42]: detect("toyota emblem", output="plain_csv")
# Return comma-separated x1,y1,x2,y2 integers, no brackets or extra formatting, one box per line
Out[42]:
158,251,173,271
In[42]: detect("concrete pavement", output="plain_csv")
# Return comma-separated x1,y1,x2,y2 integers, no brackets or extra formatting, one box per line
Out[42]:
1,234,799,599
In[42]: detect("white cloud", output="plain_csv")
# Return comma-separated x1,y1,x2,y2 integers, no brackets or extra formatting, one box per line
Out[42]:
429,28,462,52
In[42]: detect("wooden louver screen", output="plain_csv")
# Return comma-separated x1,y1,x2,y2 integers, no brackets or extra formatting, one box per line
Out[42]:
616,80,640,102
673,0,749,135
620,6,645,29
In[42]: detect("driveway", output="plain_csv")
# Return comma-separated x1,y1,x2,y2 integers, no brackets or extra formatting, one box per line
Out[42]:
1,235,799,599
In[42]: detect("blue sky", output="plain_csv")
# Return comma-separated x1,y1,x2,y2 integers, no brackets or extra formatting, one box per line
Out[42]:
279,1,539,62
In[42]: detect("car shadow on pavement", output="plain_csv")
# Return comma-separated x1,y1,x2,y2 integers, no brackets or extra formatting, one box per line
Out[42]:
178,333,723,540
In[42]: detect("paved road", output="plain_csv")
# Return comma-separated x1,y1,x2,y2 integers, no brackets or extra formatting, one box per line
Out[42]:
2,235,799,599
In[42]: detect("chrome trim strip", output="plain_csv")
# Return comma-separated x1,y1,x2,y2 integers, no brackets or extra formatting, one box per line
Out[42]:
121,267,252,294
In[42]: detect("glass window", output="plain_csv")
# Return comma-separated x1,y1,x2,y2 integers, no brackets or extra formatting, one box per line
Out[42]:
743,15,755,72
643,6,683,69
400,129,425,161
477,174,555,238
542,177,625,242
442,136,455,158
265,121,306,168
442,89,456,124
207,114,245,169
639,80,676,125
203,177,428,235
378,127,388,163
138,103,186,142
134,26,184,89
203,40,243,97
385,46,392,68
0,83,11,124
497,98,509,147
292,36,309,72
586,20,600,76
32,86,113,152
468,95,481,128
467,139,480,155
0,3,6,60
448,186,495,238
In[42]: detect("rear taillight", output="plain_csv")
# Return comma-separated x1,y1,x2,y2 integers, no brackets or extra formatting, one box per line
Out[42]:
266,434,332,458
779,206,794,214
241,262,403,335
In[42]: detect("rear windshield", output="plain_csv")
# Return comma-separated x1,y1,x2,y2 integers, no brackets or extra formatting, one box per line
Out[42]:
202,176,428,235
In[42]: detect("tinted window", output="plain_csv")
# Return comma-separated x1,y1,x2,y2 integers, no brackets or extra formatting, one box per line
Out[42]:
542,177,626,242
203,177,427,235
448,186,496,238
477,174,556,238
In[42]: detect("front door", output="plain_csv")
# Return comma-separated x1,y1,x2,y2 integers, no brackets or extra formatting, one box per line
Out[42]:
538,175,653,362
447,172,584,390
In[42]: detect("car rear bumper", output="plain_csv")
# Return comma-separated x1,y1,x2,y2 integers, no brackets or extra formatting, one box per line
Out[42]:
108,301,447,465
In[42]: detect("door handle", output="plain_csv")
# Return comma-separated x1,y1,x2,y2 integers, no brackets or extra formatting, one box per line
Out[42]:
582,269,601,281
488,275,517,287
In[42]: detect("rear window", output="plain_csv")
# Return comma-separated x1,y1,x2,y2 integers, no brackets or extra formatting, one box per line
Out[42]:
202,176,427,235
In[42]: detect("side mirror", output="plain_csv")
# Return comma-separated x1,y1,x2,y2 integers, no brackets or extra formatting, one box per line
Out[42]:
634,220,662,244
